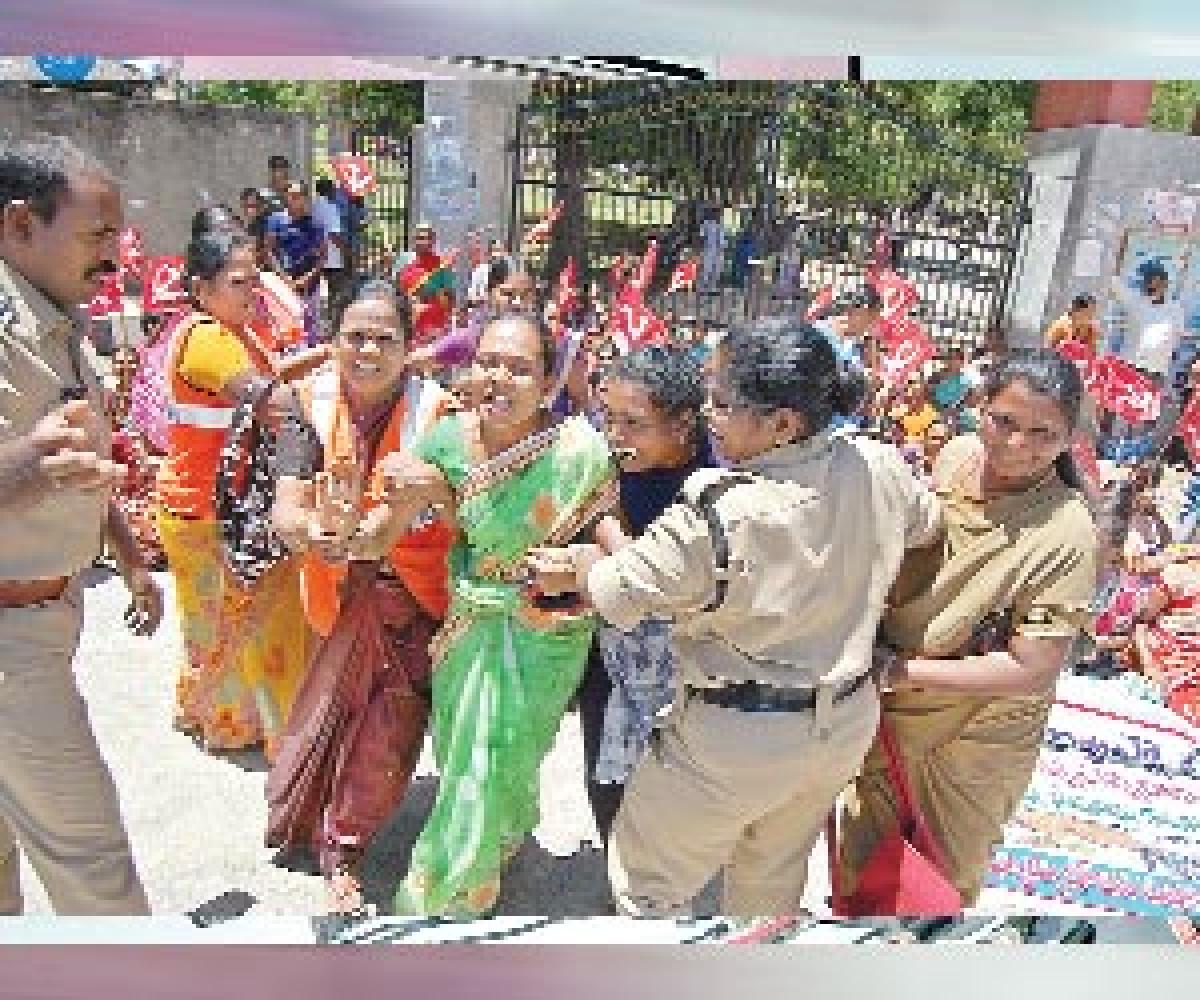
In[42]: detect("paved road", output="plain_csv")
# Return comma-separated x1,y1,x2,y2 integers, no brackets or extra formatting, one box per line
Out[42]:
21,568,804,918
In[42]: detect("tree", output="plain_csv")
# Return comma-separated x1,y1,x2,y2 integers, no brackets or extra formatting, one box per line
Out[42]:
188,81,423,130
1149,81,1200,134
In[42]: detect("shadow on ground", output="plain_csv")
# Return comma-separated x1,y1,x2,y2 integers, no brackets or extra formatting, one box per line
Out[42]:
280,771,722,918
357,776,613,916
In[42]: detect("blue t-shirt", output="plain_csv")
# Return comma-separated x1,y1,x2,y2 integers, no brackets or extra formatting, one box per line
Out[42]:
267,211,325,278
932,372,968,410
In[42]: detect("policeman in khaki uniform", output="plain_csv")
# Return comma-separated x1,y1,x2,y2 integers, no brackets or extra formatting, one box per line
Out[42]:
528,319,943,916
0,137,151,914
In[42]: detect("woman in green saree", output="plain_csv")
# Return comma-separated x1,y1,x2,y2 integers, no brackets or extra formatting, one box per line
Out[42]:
385,309,616,916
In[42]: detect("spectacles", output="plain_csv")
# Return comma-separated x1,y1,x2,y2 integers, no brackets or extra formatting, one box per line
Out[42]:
341,330,405,349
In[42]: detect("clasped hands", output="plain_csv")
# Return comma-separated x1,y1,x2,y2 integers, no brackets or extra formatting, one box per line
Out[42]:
307,453,444,563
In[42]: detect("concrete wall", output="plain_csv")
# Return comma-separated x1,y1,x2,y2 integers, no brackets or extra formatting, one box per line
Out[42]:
0,85,312,257
1012,125,1200,345
413,80,530,291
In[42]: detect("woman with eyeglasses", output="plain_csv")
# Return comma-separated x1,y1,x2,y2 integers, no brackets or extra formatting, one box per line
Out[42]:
524,318,942,917
267,279,455,914
839,349,1099,907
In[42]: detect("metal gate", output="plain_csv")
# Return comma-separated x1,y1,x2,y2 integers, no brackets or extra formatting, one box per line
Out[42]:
315,116,413,276
510,81,1030,347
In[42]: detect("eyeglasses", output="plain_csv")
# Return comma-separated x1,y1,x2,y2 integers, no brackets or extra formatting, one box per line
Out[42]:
341,331,405,349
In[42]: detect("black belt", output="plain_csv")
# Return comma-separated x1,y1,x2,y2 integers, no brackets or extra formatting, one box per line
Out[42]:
686,670,872,714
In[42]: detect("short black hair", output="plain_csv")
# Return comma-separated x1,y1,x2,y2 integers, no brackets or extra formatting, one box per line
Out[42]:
239,186,260,203
1070,293,1096,312
486,255,524,294
607,345,705,419
268,155,290,170
314,177,335,198
0,135,114,224
191,204,242,240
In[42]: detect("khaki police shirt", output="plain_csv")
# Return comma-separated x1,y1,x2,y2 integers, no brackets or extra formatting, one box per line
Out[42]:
0,258,111,581
587,429,944,690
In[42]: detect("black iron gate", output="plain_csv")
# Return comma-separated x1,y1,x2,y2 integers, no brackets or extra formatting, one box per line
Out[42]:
511,81,1030,348
316,116,413,276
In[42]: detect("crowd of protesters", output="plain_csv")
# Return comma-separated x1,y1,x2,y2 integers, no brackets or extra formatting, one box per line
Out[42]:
8,133,1200,931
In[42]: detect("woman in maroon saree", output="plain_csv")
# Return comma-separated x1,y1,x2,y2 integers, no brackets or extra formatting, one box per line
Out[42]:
267,279,453,914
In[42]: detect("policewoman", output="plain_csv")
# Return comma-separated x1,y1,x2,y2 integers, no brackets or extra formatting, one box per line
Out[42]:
527,317,944,916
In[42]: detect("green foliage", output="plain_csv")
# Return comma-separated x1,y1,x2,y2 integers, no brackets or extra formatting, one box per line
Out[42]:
781,82,1032,208
188,80,422,129
1149,81,1200,133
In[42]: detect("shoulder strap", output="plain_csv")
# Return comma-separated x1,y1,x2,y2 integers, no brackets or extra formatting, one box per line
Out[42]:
678,469,757,613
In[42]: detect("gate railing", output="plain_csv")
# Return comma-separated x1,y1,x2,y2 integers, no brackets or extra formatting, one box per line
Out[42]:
510,81,1031,345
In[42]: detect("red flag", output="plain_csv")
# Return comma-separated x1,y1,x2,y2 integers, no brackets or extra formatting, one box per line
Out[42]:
804,284,835,321
608,254,627,304
1070,432,1104,496
554,257,580,321
1096,356,1162,423
141,255,188,314
878,316,935,386
1055,337,1096,369
118,226,145,281
635,239,658,294
668,258,698,293
872,226,892,269
868,269,919,326
87,272,124,318
1055,338,1111,401
525,201,564,244
331,154,377,197
611,299,668,355
1177,394,1200,466
258,270,305,341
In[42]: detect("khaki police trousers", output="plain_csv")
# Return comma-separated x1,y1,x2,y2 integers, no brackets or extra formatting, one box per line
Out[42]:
0,581,149,915
609,678,879,917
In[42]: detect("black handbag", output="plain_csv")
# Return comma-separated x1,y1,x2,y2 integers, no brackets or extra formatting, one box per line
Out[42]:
215,387,290,588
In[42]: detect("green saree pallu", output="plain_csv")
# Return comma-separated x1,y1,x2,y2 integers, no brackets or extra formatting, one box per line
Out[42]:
395,413,617,917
